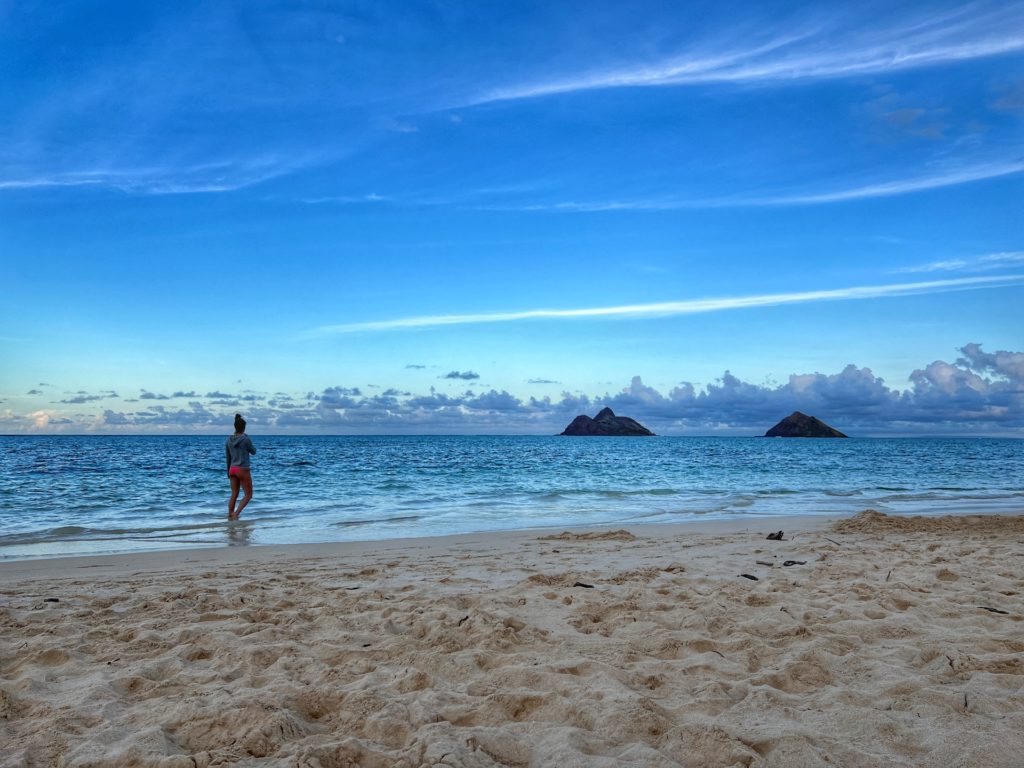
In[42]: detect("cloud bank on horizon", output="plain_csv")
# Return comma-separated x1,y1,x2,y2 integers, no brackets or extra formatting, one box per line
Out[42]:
3,344,1021,435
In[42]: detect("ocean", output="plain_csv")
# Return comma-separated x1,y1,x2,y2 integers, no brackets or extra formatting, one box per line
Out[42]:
1,435,1021,560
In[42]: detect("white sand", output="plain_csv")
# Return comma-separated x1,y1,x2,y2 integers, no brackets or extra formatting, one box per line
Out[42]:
1,511,1022,767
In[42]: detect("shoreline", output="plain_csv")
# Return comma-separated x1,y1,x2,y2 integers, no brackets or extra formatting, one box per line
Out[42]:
0,513,843,577
2,509,1023,766
5,505,1024,573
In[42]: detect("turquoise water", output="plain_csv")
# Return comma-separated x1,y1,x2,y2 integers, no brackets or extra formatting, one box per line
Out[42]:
1,435,1021,559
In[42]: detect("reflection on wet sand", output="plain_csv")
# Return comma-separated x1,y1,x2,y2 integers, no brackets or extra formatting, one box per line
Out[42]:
227,520,253,546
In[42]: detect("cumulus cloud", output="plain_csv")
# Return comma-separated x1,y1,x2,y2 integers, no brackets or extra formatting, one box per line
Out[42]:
100,410,131,426
957,342,1024,381
201,391,265,407
464,390,527,412
443,371,481,380
59,393,106,404
319,386,363,410
0,410,73,430
100,402,220,429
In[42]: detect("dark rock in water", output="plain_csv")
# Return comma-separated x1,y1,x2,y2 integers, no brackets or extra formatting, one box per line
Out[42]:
765,411,847,438
559,407,655,436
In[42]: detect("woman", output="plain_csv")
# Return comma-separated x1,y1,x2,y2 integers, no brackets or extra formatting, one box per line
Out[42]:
225,413,256,520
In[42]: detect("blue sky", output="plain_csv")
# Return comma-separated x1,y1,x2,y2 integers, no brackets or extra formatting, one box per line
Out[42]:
1,0,1022,435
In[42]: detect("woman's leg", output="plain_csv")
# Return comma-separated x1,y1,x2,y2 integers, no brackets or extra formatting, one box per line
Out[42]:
234,471,253,517
228,474,241,519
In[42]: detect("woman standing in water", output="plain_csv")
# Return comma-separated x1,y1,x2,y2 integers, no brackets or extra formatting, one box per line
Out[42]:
226,413,256,520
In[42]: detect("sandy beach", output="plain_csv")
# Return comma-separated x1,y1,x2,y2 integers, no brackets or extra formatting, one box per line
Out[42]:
2,510,1022,767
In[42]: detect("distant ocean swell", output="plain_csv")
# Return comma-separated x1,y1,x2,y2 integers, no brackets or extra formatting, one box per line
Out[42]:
1,435,1021,559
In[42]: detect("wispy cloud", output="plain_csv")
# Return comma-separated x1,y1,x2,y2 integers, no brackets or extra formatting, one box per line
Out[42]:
468,5,1024,105
0,177,106,190
300,193,389,205
307,274,1024,335
894,251,1024,274
475,160,1024,211
0,156,301,195
281,157,1024,213
746,161,1024,205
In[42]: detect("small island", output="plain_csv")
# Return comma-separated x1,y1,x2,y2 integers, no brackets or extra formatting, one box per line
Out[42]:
560,407,655,436
765,411,847,438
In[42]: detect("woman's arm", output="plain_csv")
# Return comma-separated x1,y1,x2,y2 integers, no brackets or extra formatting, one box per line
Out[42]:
247,436,256,455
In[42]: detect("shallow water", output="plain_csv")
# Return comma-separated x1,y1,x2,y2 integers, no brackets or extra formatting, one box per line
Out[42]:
1,435,1021,559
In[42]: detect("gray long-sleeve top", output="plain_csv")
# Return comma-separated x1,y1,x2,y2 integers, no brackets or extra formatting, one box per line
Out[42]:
226,434,256,468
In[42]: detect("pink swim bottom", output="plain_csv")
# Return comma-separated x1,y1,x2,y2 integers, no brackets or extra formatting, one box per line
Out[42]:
229,466,250,478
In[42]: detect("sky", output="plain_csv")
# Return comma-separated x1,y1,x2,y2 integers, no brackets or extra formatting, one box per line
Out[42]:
1,0,1022,435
